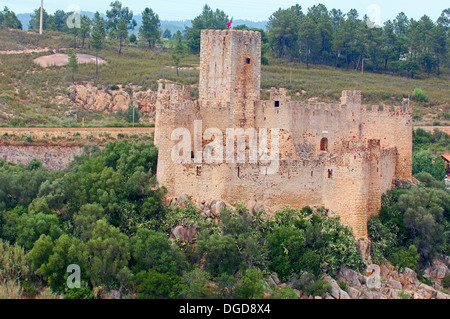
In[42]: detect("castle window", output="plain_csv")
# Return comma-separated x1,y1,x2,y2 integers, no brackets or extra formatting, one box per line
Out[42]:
320,138,328,151
237,166,240,178
246,58,251,64
311,171,313,177
328,169,333,178
196,166,201,176
274,101,280,107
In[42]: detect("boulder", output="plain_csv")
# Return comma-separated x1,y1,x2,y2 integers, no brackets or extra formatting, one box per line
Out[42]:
347,287,361,299
340,267,362,288
388,279,403,290
102,289,121,299
380,262,394,278
339,289,351,299
171,225,197,243
417,283,435,299
175,194,191,207
210,199,226,217
432,265,448,280
111,91,131,112
436,291,449,299
402,267,418,283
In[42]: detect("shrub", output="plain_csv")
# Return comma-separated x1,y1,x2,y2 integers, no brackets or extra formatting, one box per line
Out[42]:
306,278,332,297
110,84,120,91
25,135,33,143
442,273,450,290
237,267,267,299
389,245,420,272
134,270,184,299
413,88,428,102
64,286,93,299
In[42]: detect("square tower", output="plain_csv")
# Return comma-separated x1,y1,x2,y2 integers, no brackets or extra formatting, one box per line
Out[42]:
199,29,261,102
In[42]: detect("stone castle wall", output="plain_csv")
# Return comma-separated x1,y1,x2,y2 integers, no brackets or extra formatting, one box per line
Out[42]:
154,29,413,239
0,145,84,170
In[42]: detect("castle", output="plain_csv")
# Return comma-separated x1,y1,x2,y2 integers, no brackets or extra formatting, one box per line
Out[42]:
154,29,413,239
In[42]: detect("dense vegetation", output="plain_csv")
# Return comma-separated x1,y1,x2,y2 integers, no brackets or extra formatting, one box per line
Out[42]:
369,129,449,277
0,139,367,299
0,127,448,299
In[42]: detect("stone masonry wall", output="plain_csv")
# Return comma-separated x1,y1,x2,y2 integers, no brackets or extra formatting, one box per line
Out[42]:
0,145,84,170
155,29,413,239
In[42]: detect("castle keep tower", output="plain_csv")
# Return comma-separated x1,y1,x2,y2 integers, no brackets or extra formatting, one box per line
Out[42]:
199,29,261,102
199,30,261,128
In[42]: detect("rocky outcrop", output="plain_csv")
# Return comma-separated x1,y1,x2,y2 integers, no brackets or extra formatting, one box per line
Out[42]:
309,262,450,299
70,83,157,119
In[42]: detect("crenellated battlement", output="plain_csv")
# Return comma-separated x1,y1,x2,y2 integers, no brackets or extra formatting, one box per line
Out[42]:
341,90,362,105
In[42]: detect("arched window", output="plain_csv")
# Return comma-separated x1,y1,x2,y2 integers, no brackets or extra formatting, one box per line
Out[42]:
320,138,328,151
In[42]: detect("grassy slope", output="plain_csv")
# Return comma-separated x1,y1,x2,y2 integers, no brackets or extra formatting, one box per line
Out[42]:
0,28,449,127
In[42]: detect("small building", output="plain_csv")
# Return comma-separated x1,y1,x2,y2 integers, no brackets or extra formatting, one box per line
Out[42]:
441,154,450,176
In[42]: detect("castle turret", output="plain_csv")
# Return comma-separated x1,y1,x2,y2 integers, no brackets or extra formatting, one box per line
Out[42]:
199,30,261,128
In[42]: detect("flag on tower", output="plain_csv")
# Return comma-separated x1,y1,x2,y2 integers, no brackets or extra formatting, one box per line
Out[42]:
227,17,233,29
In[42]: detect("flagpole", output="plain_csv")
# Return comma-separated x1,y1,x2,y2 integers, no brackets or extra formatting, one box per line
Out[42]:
39,0,43,35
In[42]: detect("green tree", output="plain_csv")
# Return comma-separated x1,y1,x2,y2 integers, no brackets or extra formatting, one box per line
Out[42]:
90,30,103,78
130,228,187,275
237,267,266,299
124,102,140,124
196,231,242,276
67,49,78,83
86,219,131,288
185,5,228,53
180,269,213,299
90,13,105,78
162,28,172,39
106,1,136,38
172,31,185,77
298,15,321,69
134,269,184,299
413,150,446,180
0,7,23,29
15,212,62,250
117,17,128,55
139,8,161,49
79,15,92,49
47,10,68,32
267,5,302,60
28,234,89,291
28,7,48,31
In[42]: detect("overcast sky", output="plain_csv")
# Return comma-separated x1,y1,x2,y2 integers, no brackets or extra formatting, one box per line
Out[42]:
1,0,447,22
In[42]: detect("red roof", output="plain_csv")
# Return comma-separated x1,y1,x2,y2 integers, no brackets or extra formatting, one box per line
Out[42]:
442,154,450,162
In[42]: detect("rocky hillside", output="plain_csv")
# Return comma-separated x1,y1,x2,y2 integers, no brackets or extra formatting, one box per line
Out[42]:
168,194,450,300
67,83,158,120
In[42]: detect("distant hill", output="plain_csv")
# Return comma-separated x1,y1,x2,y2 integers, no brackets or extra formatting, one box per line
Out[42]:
16,12,267,32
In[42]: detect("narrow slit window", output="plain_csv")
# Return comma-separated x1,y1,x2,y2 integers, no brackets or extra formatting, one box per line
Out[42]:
328,169,333,178
237,166,240,178
274,101,280,107
320,138,328,151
